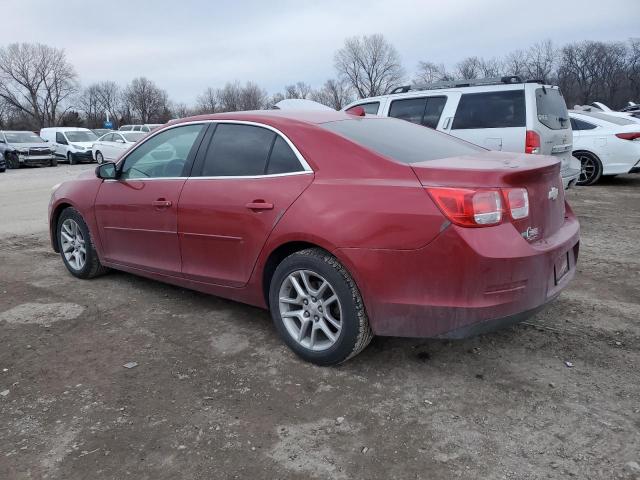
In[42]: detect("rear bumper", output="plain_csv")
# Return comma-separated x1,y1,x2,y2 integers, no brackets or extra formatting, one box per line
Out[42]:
337,206,580,338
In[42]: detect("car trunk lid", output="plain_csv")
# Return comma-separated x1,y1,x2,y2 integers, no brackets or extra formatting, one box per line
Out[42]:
411,151,565,240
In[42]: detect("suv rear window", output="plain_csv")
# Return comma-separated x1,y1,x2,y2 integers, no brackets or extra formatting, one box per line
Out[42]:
320,117,484,164
535,88,569,130
349,102,380,115
452,90,525,130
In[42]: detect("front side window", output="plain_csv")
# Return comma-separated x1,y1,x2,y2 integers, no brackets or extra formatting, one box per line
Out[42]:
56,132,66,143
452,90,526,130
122,132,146,142
100,133,113,142
389,96,446,129
321,117,484,164
120,124,204,179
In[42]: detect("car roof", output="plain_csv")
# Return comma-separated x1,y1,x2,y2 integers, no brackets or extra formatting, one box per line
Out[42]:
41,127,91,131
168,109,358,128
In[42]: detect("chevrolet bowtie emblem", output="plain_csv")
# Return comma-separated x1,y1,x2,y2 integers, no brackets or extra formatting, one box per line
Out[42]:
548,187,559,200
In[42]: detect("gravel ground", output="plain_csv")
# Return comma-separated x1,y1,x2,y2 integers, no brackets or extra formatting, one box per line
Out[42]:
0,165,639,480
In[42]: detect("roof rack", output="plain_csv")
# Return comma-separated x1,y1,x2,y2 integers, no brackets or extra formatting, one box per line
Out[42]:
390,75,541,94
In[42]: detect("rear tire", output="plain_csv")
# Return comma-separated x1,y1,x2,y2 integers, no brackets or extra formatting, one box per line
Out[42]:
575,151,602,186
57,207,109,279
268,248,373,366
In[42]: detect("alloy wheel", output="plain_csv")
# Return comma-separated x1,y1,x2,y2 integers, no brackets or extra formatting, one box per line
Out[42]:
60,218,86,271
96,152,103,164
278,270,343,351
578,154,597,184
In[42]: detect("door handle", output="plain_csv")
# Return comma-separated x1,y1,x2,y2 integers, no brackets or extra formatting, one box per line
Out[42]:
246,200,274,210
152,199,172,208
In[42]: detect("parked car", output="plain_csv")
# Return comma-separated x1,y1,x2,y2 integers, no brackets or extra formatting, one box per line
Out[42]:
119,124,162,133
574,104,640,123
40,127,98,164
343,76,581,189
92,131,146,163
569,111,640,185
92,128,112,138
0,130,57,168
49,110,580,365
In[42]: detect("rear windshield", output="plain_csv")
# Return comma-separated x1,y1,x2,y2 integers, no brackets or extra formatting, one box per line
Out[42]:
122,132,146,142
320,117,484,164
535,88,569,130
577,111,635,126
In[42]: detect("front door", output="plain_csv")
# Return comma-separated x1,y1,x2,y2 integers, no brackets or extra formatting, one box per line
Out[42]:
179,122,313,286
94,123,206,274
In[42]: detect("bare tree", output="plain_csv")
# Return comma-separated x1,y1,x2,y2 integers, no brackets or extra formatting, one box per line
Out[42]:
93,81,121,127
216,81,243,112
413,61,453,85
77,84,103,128
523,40,556,83
627,38,640,100
0,43,77,128
195,87,218,114
239,81,267,110
123,77,169,123
334,34,404,98
455,56,483,79
172,102,192,119
284,81,312,99
310,78,353,110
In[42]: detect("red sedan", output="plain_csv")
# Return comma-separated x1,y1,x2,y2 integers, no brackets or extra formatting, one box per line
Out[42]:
49,110,579,365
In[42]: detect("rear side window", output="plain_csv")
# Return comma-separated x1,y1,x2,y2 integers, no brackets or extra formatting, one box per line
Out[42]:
266,136,303,174
570,118,597,131
202,124,274,176
535,88,569,130
349,102,380,115
320,117,484,164
452,90,525,129
389,96,446,129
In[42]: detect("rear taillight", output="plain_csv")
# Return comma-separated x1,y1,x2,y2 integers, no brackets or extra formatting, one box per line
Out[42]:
525,130,540,154
615,132,640,141
426,187,529,228
504,188,529,219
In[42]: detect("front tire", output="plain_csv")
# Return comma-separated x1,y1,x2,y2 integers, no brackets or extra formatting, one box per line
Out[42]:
68,152,77,165
6,153,20,169
57,208,109,279
50,158,58,167
269,248,373,365
95,151,104,164
575,151,602,186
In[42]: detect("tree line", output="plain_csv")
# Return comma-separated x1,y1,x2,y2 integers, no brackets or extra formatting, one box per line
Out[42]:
0,35,638,130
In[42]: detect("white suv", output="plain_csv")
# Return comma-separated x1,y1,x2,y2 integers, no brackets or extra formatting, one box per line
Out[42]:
343,76,580,189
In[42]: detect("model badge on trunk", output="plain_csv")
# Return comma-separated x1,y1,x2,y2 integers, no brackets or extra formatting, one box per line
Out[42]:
548,187,559,200
521,226,540,241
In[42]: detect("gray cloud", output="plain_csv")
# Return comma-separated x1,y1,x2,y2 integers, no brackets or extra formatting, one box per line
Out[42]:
2,0,638,102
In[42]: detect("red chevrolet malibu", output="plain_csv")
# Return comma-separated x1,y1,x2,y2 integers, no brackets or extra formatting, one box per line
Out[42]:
49,110,579,365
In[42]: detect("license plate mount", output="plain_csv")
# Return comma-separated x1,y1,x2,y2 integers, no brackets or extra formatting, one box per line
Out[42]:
554,251,570,285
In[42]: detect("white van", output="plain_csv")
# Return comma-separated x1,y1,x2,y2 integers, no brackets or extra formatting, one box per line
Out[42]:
39,127,98,164
343,76,581,189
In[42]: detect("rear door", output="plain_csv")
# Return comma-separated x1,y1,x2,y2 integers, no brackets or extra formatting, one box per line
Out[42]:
94,123,206,274
531,87,573,171
178,122,313,286
446,89,526,151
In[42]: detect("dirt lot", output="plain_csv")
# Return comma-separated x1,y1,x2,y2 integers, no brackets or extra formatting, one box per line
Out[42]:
0,165,639,480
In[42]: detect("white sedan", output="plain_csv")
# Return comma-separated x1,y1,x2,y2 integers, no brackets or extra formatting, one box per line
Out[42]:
92,131,146,163
570,111,640,185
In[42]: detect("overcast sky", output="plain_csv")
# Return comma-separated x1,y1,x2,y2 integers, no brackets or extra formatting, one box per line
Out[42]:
2,0,639,103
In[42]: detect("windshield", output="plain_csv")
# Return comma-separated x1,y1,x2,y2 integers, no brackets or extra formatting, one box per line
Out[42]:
65,131,98,143
4,131,44,143
536,88,569,130
122,132,146,142
320,117,484,164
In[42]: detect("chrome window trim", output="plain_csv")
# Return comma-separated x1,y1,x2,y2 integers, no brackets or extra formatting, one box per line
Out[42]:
104,170,313,183
115,119,313,180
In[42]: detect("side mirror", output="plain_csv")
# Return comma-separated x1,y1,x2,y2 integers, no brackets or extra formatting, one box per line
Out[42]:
96,162,117,180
